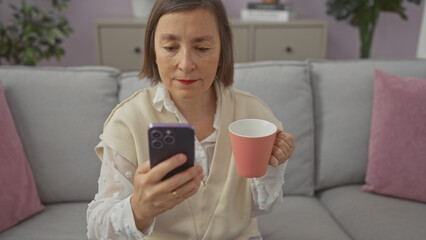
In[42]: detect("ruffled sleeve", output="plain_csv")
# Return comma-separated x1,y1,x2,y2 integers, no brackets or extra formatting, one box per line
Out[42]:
87,143,155,239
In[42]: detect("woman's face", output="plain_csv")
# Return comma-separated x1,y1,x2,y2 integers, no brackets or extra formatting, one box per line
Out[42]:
154,8,221,101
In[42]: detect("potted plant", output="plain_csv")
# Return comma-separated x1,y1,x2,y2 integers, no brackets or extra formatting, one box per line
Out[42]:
326,0,424,58
0,0,73,65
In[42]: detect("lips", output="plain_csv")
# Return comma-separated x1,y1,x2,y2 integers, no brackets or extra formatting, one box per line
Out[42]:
177,79,197,85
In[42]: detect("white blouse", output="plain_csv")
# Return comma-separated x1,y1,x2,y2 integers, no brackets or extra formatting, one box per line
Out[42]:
86,83,287,240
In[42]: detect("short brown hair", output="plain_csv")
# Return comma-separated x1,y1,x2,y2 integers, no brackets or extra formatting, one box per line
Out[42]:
139,0,234,87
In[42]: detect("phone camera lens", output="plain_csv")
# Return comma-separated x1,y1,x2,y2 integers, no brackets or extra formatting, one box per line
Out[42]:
151,130,163,139
163,135,175,144
151,140,163,149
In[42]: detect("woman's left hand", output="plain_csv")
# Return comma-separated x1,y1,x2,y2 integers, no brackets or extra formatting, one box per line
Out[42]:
270,131,295,167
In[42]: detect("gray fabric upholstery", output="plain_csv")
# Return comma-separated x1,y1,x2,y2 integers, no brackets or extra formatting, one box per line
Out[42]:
118,72,151,102
258,196,351,240
318,185,426,240
118,62,316,196
310,59,426,191
0,66,119,203
234,61,315,196
2,60,425,239
0,203,89,240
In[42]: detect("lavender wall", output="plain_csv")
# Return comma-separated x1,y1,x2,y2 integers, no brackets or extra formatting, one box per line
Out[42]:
0,0,424,66
225,0,425,59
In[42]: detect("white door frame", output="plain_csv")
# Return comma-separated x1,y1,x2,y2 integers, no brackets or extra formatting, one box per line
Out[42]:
417,2,426,58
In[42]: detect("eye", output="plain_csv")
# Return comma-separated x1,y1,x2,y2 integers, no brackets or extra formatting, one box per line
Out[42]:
196,47,210,52
164,46,178,52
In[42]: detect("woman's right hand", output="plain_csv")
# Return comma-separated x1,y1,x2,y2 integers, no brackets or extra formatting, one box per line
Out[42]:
130,154,204,232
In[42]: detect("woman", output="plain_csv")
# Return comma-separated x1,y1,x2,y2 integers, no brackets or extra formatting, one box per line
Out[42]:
87,0,295,239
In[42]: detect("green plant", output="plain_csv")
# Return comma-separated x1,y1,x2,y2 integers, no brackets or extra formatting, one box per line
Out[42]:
0,0,73,65
326,0,423,58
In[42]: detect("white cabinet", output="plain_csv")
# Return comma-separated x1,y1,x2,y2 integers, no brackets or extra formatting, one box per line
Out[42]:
95,19,327,71
95,19,146,72
232,20,328,62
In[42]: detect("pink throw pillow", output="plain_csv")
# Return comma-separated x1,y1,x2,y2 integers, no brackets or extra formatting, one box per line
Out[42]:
362,70,426,203
0,82,44,232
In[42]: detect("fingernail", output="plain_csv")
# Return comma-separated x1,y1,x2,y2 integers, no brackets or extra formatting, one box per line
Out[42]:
177,154,186,163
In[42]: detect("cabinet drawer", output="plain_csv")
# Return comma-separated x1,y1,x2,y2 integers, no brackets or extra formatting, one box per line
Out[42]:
254,27,324,61
232,26,250,62
98,27,145,72
95,19,328,70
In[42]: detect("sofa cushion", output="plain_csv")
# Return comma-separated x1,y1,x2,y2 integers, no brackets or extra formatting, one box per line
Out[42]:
0,202,89,240
234,61,315,196
310,59,426,191
257,196,351,240
0,83,44,232
0,66,119,203
118,62,316,196
362,70,426,203
318,185,426,240
118,72,151,102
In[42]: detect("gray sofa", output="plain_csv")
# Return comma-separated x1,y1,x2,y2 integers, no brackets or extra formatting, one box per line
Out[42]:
1,59,425,240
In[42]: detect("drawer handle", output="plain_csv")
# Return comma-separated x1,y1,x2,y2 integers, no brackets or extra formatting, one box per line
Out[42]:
285,46,293,53
134,47,142,54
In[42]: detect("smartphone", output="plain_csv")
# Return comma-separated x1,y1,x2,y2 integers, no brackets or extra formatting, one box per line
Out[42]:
148,123,195,180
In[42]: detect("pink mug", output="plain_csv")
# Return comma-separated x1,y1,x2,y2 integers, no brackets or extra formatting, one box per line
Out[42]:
229,119,280,178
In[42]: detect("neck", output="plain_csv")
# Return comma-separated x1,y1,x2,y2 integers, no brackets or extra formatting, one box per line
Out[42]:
171,85,217,120
170,84,217,141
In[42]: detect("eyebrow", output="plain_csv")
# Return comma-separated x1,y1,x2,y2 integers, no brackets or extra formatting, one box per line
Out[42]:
160,34,215,43
160,34,180,41
193,35,214,43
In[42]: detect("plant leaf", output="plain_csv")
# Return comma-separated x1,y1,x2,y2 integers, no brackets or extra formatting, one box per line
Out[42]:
0,0,73,64
326,0,363,20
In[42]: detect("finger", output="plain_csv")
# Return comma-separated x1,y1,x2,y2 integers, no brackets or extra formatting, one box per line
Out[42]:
275,138,292,158
170,176,202,201
169,188,196,208
276,131,286,140
159,165,203,192
275,136,290,150
179,183,201,200
277,140,295,158
269,155,279,167
272,145,285,159
136,160,151,175
148,154,187,183
272,145,289,165
279,134,295,160
280,132,295,150
281,146,291,160
275,133,289,149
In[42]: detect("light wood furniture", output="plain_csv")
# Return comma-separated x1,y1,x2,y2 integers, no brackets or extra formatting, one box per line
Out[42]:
95,18,327,71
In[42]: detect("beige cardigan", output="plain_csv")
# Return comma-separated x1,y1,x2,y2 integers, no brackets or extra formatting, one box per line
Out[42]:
96,84,282,240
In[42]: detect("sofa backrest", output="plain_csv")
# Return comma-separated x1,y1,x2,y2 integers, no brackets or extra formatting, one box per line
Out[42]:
4,59,425,203
118,61,316,196
118,72,151,102
233,61,315,196
0,66,119,203
310,59,426,191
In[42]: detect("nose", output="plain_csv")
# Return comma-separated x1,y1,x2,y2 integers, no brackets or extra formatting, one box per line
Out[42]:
178,49,195,73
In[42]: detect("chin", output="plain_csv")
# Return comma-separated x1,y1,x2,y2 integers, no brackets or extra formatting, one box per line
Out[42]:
176,91,201,100
168,88,198,100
